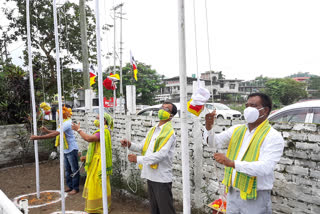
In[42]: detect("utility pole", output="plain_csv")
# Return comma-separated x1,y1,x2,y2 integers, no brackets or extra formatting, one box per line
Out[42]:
79,0,91,111
4,37,8,62
119,5,123,111
0,40,3,63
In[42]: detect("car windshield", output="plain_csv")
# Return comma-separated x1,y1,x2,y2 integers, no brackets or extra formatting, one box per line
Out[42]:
269,108,308,123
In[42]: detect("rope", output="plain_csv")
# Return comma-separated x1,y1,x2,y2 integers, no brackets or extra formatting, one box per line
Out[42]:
204,107,227,208
125,147,137,193
192,0,200,87
70,162,85,178
204,0,214,103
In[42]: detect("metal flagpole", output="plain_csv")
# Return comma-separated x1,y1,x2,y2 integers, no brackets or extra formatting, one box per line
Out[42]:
26,0,40,199
178,0,191,213
95,0,109,213
53,0,65,213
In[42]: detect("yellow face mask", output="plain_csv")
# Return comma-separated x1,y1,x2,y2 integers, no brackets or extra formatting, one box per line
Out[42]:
158,109,171,120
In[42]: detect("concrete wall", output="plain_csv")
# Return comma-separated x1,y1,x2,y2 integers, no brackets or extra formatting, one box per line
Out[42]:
0,124,56,168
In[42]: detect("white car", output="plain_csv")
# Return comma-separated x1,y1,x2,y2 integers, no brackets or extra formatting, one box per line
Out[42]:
205,103,242,120
268,100,320,124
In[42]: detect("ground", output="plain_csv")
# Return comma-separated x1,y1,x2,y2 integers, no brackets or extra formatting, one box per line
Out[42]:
0,160,150,214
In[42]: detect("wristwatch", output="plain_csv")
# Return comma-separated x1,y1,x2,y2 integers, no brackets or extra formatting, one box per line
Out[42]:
77,129,82,133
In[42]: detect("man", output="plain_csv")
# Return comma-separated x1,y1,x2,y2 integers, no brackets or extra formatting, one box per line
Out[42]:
120,101,177,214
204,93,284,214
30,105,80,195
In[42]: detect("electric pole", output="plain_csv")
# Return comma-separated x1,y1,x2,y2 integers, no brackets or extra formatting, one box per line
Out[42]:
79,0,89,90
80,0,92,112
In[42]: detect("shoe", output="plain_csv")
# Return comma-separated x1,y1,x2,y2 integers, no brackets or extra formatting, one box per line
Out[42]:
65,188,72,192
68,189,79,195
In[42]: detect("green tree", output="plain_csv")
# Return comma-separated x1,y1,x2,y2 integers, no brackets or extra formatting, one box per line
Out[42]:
263,78,308,107
2,0,98,100
92,62,165,105
0,64,30,124
308,76,320,98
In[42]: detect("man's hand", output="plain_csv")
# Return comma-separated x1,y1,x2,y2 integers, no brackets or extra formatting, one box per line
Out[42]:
205,111,216,131
128,154,137,163
120,139,131,148
30,135,39,140
40,126,49,133
214,153,235,168
80,156,86,162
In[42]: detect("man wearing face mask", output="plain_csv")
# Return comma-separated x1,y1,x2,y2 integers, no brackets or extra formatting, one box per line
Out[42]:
120,101,177,214
204,93,284,214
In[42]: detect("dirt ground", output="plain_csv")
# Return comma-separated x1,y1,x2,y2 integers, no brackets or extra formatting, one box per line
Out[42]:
0,160,150,214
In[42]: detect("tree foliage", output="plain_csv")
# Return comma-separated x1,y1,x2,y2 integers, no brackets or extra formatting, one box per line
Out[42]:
308,76,320,98
0,64,30,124
2,0,97,100
263,78,308,107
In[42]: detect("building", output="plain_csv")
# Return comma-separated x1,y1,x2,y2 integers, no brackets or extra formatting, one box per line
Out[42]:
239,79,266,95
155,71,243,103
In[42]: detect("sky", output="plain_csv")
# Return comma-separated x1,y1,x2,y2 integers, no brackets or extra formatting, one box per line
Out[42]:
1,0,320,81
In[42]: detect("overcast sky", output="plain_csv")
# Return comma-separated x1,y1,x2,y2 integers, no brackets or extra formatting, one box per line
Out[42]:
1,0,320,81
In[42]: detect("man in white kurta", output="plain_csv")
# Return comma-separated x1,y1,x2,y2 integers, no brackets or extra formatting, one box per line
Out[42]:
121,102,177,214
204,93,284,214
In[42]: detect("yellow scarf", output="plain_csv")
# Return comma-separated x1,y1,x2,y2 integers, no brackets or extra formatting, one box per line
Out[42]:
222,120,271,200
55,119,70,150
139,121,174,169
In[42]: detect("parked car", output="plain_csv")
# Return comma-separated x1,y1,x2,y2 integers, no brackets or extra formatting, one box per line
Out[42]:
73,106,112,114
205,103,242,120
268,100,320,124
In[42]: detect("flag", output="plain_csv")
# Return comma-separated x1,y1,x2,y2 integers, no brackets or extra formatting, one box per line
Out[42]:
187,99,204,116
89,65,97,86
130,51,138,81
103,73,118,90
187,87,210,116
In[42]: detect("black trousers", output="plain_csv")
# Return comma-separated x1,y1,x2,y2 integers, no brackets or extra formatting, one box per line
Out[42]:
147,180,176,214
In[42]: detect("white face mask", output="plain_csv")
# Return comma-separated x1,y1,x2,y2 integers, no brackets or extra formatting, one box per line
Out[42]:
244,107,264,123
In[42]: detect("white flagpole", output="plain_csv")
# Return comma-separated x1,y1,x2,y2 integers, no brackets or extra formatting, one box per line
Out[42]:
95,0,109,213
53,0,65,213
26,0,40,199
178,0,191,213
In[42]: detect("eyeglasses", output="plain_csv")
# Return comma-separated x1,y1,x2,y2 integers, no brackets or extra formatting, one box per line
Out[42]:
159,107,171,113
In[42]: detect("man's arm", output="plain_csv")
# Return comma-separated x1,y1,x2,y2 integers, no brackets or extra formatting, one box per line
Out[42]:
234,133,284,176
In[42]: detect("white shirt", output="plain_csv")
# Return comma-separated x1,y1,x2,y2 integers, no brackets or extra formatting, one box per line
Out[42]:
204,123,284,190
129,123,176,183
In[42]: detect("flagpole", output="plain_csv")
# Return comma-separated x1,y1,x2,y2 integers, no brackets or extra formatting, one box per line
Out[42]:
95,0,109,213
26,0,40,199
178,0,191,213
53,0,66,213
